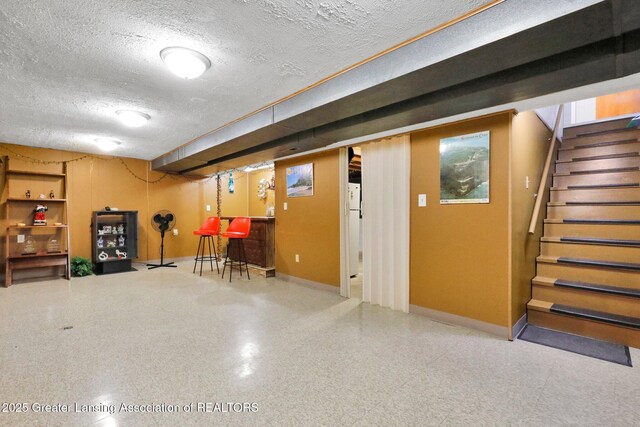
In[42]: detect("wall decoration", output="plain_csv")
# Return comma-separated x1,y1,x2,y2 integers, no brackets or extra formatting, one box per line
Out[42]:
25,190,31,199
46,237,61,253
49,190,55,199
22,236,36,255
286,163,314,197
440,131,490,204
33,204,48,225
258,178,269,199
228,172,235,193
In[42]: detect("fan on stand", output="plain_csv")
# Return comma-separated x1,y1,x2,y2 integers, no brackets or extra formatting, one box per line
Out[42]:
147,210,177,269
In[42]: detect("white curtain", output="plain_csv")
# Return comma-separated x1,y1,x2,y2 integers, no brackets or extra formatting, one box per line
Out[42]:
361,135,410,313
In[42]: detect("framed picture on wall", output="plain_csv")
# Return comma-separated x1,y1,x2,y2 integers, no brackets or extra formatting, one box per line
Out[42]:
286,163,314,197
440,131,490,204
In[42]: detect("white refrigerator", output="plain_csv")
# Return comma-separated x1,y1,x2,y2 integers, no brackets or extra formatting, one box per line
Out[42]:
348,183,361,277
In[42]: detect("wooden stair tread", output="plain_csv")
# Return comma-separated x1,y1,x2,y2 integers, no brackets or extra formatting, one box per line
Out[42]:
556,256,640,271
555,152,639,163
556,167,640,176
536,255,640,271
571,126,637,138
551,304,640,330
527,299,552,311
533,276,640,298
548,201,640,206
541,236,640,246
547,218,640,225
555,279,640,298
551,183,640,190
558,138,639,151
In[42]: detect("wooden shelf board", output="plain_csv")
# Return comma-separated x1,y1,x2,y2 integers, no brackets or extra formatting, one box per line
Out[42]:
7,170,66,178
7,197,66,202
7,225,68,230
8,252,69,260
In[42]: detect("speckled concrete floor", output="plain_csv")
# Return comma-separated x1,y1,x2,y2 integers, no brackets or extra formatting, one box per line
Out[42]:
1,261,639,426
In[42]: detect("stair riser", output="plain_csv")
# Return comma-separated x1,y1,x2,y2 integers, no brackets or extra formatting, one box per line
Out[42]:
532,285,640,317
555,157,640,174
558,142,640,161
564,119,635,138
553,171,640,187
537,262,640,289
547,205,640,220
540,242,640,263
528,309,640,348
562,129,640,148
550,187,640,202
544,223,640,240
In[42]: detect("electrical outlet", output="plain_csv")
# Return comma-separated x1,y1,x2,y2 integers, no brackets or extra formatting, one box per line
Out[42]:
206,204,211,211
418,194,427,207
284,202,288,211
172,229,179,236
17,234,25,243
295,254,299,263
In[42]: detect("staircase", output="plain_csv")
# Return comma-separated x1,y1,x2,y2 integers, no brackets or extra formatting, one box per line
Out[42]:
527,117,640,348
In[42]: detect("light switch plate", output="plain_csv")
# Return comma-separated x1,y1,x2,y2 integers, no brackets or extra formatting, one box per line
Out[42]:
418,194,427,207
206,204,211,211
284,202,288,211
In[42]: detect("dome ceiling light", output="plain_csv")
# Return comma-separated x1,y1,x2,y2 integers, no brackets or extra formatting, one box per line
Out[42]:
94,138,121,152
160,47,211,79
116,110,151,128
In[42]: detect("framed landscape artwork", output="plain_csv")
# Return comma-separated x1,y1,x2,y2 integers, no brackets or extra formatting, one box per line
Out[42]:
286,163,314,197
440,131,490,204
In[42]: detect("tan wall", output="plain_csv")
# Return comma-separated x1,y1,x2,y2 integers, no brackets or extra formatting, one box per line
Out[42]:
596,89,640,119
410,113,512,327
248,169,276,217
0,143,255,267
510,112,553,326
274,150,340,286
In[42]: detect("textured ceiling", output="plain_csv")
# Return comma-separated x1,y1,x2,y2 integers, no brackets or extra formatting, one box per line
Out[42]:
0,0,488,160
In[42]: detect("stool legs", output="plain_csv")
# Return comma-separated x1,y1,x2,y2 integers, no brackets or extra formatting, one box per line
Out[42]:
222,238,250,282
193,236,203,274
193,235,220,276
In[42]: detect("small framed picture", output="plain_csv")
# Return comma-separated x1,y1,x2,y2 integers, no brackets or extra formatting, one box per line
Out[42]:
286,163,314,197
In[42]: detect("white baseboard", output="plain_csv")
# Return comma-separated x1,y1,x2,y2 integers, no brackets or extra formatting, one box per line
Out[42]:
276,273,339,293
409,304,509,339
511,314,527,340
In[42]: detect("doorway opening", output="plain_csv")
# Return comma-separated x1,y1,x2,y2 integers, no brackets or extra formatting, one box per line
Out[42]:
347,146,363,299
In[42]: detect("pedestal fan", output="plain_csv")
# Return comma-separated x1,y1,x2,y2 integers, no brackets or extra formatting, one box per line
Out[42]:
147,210,177,269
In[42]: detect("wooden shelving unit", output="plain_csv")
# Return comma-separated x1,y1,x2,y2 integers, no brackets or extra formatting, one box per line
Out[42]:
3,157,71,287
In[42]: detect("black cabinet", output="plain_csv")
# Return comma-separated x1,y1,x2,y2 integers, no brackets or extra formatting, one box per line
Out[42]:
91,210,138,274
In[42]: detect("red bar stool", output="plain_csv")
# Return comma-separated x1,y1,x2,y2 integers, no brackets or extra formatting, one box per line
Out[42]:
193,217,221,276
221,217,251,282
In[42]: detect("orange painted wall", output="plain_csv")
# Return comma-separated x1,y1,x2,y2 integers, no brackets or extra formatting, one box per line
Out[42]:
510,111,552,326
410,113,512,327
596,89,640,119
274,151,340,286
0,143,254,266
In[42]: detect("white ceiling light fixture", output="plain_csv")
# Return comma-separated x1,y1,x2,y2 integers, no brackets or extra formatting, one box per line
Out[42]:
116,110,151,128
94,138,121,152
160,47,211,79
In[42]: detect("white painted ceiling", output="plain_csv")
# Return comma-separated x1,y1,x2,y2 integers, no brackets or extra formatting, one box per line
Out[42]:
0,0,488,160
